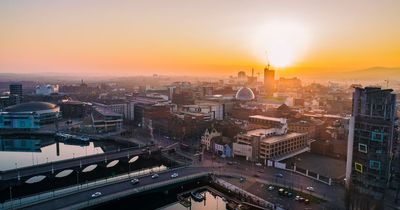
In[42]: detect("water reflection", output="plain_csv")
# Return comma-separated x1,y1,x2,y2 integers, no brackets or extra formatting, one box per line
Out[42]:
0,136,124,171
162,191,227,210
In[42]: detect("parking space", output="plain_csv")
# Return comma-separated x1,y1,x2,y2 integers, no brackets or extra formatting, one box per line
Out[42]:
222,176,325,210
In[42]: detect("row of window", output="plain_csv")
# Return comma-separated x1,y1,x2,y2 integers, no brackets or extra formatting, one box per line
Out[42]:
354,160,381,173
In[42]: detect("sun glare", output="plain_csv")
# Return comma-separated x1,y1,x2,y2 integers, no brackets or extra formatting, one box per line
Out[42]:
251,20,311,68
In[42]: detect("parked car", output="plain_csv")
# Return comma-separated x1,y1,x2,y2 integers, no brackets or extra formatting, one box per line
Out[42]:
268,186,275,191
91,192,102,198
304,199,310,204
275,173,284,178
151,174,159,179
131,178,139,185
306,186,315,191
255,162,262,166
171,173,179,178
239,177,246,183
295,195,301,201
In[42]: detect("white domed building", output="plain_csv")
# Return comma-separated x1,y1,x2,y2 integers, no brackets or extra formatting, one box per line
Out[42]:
235,87,255,101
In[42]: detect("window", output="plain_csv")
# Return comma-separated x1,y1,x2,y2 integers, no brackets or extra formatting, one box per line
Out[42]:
355,162,363,173
358,143,367,153
369,160,381,170
371,132,384,142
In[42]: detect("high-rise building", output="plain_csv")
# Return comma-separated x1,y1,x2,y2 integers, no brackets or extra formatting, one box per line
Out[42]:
264,64,275,96
346,87,398,208
9,83,23,96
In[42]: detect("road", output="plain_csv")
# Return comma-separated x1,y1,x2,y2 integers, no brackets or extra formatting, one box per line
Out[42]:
199,152,345,209
0,145,159,181
20,167,207,210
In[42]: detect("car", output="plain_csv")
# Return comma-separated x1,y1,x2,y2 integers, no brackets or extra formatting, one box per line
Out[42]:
151,174,159,179
239,177,246,183
295,195,301,201
255,162,262,166
227,161,233,165
131,178,139,185
275,173,284,178
171,173,179,178
287,192,293,197
306,186,315,191
304,199,310,204
253,174,260,178
278,188,285,195
257,170,264,173
268,186,275,191
91,192,102,198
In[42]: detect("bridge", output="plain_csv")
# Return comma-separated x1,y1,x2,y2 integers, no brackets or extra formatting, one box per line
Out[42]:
0,162,346,210
2,166,210,210
0,144,169,182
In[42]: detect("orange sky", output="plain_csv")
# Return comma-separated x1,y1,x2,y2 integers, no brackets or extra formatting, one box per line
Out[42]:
0,0,399,77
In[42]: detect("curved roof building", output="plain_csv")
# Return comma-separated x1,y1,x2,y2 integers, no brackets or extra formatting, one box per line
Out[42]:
235,87,255,101
5,102,58,112
0,102,60,129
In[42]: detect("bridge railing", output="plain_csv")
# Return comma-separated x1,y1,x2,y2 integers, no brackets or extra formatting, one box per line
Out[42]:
1,165,188,210
60,172,209,210
0,144,146,174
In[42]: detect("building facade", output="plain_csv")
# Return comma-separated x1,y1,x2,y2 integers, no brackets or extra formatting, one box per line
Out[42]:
346,87,399,207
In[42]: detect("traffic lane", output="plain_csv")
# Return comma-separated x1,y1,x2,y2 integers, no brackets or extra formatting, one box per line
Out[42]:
3,147,157,180
22,167,205,210
221,164,343,200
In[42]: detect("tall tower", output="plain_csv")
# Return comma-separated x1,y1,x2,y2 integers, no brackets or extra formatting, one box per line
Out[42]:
9,83,22,96
346,87,399,208
264,63,275,97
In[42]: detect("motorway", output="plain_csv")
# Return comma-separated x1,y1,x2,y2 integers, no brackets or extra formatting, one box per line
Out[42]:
0,145,159,181
20,167,208,210
15,161,345,210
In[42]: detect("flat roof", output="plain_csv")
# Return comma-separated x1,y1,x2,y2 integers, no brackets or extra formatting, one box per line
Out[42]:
249,115,285,122
245,128,276,137
261,132,305,144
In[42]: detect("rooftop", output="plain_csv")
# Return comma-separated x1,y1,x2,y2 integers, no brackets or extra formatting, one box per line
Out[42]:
4,102,58,112
261,132,306,144
249,115,286,123
244,128,277,137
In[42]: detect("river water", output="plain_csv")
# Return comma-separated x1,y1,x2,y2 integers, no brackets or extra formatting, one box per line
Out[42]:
162,191,227,210
0,136,127,171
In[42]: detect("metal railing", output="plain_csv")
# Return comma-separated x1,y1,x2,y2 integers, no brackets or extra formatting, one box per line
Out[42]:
1,165,189,210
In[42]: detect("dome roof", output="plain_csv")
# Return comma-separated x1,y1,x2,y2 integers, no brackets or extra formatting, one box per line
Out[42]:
5,102,57,112
235,87,255,101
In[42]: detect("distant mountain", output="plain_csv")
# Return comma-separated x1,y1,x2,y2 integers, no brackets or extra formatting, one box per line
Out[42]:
347,66,400,80
288,66,400,82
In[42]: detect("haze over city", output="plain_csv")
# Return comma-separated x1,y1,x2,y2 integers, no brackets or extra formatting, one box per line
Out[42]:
1,1,400,210
1,0,399,78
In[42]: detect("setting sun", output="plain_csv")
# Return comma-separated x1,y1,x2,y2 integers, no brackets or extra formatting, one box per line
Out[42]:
251,20,311,68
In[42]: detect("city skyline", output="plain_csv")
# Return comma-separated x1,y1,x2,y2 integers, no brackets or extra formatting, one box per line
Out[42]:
1,0,400,77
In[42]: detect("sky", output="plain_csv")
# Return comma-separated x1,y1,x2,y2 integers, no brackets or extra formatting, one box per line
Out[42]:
0,0,399,77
